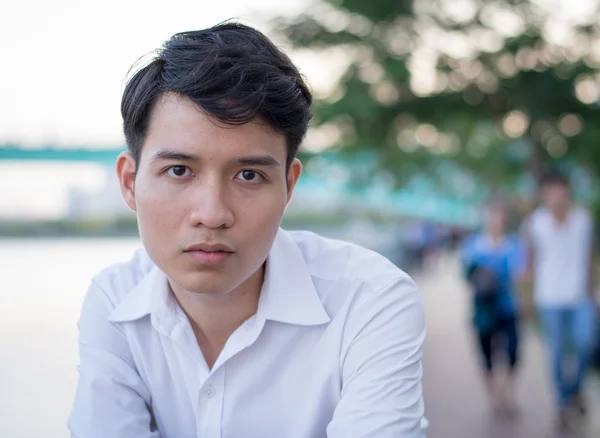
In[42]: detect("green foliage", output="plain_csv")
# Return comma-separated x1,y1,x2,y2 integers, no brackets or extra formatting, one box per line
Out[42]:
323,0,414,22
276,0,600,203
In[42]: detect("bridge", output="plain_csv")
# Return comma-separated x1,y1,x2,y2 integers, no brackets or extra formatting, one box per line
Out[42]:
0,145,482,227
0,145,124,164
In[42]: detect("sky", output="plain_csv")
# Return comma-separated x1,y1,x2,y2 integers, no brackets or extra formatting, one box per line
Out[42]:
0,0,316,146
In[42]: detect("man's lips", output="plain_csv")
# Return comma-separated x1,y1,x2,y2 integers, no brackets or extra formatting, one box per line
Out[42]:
184,242,234,252
183,243,235,265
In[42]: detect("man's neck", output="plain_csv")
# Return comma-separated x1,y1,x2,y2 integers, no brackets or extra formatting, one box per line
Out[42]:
550,205,571,225
486,231,503,246
170,264,265,368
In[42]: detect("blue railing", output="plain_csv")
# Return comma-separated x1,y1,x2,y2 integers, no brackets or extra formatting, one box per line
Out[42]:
0,146,125,164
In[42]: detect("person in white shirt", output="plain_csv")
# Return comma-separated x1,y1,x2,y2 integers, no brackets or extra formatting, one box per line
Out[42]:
524,171,598,429
67,22,427,437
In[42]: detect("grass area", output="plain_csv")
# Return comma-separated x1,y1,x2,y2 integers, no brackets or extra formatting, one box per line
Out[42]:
0,217,139,238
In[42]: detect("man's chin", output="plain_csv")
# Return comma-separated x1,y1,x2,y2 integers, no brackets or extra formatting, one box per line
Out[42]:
164,270,232,296
184,286,234,296
180,273,237,296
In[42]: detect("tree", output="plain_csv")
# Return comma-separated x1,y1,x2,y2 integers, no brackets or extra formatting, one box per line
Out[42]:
276,0,600,204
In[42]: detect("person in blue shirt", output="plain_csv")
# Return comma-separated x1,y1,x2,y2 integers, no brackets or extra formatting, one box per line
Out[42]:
460,198,526,415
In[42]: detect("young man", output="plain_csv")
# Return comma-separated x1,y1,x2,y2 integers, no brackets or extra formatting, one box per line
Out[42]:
67,23,427,437
524,172,598,428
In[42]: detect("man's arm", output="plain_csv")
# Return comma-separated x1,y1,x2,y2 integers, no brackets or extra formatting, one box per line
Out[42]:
68,281,160,438
587,219,597,302
327,276,426,438
516,218,536,319
519,218,535,284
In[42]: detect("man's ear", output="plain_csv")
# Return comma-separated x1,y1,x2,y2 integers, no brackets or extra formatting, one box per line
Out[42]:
116,152,137,211
286,158,302,204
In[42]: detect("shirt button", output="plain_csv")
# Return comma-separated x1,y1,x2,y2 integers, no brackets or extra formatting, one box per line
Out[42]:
205,385,215,398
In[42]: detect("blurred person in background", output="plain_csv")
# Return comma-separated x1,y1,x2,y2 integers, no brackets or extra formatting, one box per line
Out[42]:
67,22,428,438
523,171,598,429
407,220,442,272
460,198,526,416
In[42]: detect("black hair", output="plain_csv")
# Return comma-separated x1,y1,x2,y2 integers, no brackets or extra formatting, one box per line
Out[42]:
121,22,312,169
540,170,570,189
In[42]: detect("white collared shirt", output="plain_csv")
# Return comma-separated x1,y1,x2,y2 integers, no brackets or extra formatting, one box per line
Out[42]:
68,229,427,437
526,206,593,307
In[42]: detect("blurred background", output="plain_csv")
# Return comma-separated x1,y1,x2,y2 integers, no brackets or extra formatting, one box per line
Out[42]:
2,0,600,437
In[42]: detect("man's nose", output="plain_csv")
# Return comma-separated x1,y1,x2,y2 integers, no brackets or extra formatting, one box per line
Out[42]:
188,180,234,229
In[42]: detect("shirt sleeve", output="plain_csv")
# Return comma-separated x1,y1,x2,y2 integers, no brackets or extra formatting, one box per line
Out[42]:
459,234,478,277
67,281,161,438
327,276,427,438
519,215,535,247
509,236,527,279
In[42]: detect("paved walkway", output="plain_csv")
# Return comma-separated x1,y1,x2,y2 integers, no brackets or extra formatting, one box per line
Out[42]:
417,254,600,438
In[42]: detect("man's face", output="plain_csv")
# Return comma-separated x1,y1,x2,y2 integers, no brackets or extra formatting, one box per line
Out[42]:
485,205,507,236
541,183,570,213
117,93,302,295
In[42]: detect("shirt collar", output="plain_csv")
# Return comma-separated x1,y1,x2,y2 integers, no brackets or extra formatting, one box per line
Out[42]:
479,233,507,250
256,229,330,326
108,228,330,327
107,264,174,324
540,205,576,227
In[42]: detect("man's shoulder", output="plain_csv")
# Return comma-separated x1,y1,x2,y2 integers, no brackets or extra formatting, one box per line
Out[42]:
506,232,524,247
460,232,480,250
528,206,546,222
286,229,420,323
525,207,549,233
573,205,593,223
90,248,155,303
287,229,412,289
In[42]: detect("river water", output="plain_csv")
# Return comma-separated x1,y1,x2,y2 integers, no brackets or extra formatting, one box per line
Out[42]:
0,238,142,438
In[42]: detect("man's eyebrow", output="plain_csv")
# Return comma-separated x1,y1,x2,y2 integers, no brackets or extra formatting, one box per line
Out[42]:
230,155,281,167
150,150,281,167
151,150,199,162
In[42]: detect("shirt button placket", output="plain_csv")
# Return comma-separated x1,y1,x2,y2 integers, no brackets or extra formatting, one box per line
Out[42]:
206,384,215,398
197,370,225,438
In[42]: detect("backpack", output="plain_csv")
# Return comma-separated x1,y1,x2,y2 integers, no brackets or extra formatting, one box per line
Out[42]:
466,262,502,333
468,264,501,299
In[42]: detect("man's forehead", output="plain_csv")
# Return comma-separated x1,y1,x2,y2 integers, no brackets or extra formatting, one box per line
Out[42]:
148,95,280,138
150,93,273,130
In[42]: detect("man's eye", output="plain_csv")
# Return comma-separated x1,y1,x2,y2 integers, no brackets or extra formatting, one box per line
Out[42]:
236,170,263,182
166,166,191,177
